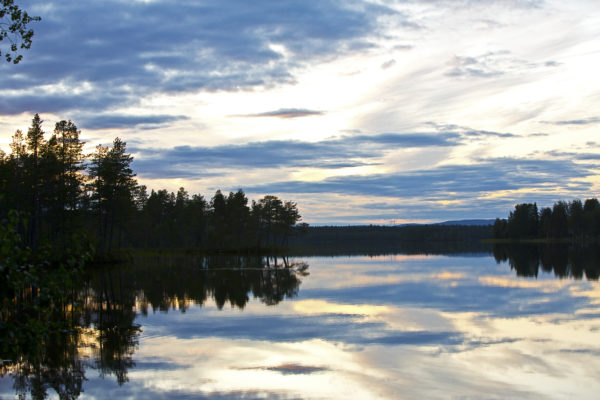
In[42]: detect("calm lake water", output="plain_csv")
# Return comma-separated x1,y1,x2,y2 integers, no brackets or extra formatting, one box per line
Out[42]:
2,247,600,399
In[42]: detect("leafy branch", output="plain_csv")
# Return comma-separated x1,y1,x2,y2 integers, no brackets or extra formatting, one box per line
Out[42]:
0,0,41,64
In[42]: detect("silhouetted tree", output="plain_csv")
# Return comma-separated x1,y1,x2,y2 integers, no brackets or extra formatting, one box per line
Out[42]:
142,189,174,247
209,189,228,250
88,138,138,252
2,115,306,255
253,195,283,248
568,199,584,240
25,113,44,249
250,195,302,249
188,194,208,247
226,189,250,250
278,200,301,245
46,120,86,245
494,198,600,242
539,207,552,239
492,218,508,239
584,198,600,237
507,203,538,239
551,201,569,239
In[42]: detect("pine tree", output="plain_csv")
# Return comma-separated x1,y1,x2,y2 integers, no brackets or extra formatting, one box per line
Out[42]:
88,138,138,252
25,113,44,249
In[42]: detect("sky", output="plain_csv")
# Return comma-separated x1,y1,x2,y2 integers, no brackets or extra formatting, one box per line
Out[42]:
1,0,599,224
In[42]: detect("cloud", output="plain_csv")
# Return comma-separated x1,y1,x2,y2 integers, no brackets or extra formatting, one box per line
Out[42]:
81,376,295,400
528,133,549,137
128,133,595,222
546,150,600,161
350,132,460,146
0,92,126,116
145,311,463,346
445,53,506,78
444,50,556,79
78,114,189,130
393,44,413,51
544,60,561,67
559,348,600,356
244,157,592,200
544,117,600,126
235,363,329,375
301,280,583,319
381,59,396,69
0,0,401,115
236,108,324,119
413,0,545,9
131,132,460,178
460,129,516,139
425,123,516,139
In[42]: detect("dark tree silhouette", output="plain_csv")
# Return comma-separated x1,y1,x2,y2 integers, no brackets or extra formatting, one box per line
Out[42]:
25,113,44,249
539,207,552,239
494,198,600,242
551,201,569,238
2,115,306,256
88,138,138,252
568,199,584,240
584,198,600,237
507,203,538,239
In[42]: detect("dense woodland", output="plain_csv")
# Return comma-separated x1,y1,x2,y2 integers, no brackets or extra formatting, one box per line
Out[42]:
290,224,493,255
493,199,600,241
0,114,304,257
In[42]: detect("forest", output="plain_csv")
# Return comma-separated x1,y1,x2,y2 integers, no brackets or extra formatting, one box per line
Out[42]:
492,199,600,241
290,224,493,255
0,114,305,258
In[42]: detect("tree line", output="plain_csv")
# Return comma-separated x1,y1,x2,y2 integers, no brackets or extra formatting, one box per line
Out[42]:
290,224,493,255
0,114,304,256
493,199,600,240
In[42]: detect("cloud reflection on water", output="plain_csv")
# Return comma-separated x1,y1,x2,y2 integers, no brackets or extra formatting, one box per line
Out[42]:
3,253,599,399
115,254,600,399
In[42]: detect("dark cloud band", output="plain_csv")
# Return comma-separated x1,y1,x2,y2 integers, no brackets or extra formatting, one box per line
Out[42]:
245,157,591,201
131,132,460,177
236,108,324,119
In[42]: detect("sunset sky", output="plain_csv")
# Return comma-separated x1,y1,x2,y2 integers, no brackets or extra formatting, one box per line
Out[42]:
1,0,599,224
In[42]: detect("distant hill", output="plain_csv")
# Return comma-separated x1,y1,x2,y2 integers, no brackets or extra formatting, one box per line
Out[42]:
436,219,495,226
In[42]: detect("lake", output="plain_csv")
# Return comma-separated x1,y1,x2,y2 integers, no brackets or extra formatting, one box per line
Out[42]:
1,246,600,399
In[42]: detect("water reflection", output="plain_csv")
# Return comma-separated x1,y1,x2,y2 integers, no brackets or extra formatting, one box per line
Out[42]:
291,238,493,256
0,269,139,399
131,254,309,311
493,243,600,280
121,253,600,399
2,250,600,399
0,255,308,399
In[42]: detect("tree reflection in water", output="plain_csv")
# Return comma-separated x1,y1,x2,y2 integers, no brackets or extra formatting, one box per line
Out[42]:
0,254,308,399
132,254,309,312
493,243,600,280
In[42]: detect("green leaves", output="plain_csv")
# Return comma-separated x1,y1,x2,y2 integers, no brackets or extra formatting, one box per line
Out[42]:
0,0,41,63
